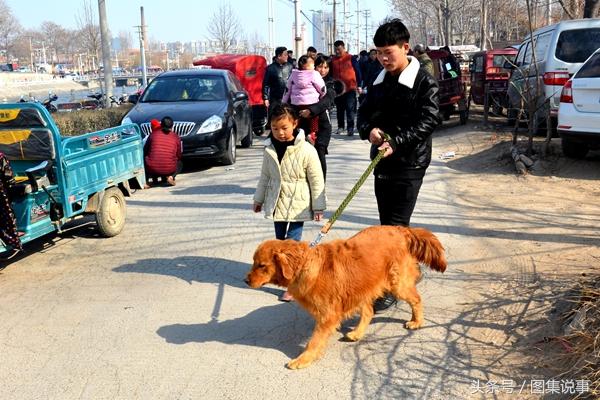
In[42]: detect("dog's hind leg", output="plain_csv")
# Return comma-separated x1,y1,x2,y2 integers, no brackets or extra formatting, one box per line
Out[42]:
287,317,339,370
344,303,374,342
392,285,423,330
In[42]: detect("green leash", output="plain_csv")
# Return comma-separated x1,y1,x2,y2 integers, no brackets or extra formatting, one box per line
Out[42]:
310,133,391,247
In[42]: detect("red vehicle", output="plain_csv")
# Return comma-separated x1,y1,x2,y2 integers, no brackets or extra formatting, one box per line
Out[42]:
468,48,518,117
428,48,469,125
194,54,268,135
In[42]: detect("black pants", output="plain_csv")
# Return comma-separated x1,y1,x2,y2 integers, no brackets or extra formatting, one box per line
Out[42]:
334,91,357,131
314,144,327,180
374,175,423,226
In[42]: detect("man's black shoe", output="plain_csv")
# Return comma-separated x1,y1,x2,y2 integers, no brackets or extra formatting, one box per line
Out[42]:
373,294,397,313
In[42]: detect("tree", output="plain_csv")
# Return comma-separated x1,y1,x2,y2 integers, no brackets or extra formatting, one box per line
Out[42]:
40,21,68,63
207,2,243,53
76,0,101,68
0,0,22,61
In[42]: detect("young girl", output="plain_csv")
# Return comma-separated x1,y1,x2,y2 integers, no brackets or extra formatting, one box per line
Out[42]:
282,55,327,145
253,103,326,301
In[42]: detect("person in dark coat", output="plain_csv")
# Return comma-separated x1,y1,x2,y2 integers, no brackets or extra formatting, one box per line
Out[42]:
144,116,182,187
262,46,293,128
358,19,441,313
298,55,339,179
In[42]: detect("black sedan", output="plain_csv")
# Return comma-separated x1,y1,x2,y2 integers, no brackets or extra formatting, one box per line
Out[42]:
121,69,253,165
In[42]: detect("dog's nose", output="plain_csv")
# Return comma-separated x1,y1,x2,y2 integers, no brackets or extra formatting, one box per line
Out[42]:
244,278,250,286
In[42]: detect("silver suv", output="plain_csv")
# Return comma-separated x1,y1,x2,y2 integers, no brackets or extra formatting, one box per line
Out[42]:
506,18,600,134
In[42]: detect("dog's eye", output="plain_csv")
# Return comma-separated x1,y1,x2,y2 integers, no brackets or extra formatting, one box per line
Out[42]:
258,264,267,269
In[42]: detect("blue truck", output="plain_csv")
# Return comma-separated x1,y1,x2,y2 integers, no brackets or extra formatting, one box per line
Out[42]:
0,102,145,257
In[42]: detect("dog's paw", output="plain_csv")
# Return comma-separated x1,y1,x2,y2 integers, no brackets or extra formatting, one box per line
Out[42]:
405,320,422,330
344,330,364,342
287,354,315,369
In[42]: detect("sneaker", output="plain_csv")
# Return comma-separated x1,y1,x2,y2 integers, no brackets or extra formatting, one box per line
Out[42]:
336,128,347,135
347,128,355,136
166,176,176,186
373,293,397,313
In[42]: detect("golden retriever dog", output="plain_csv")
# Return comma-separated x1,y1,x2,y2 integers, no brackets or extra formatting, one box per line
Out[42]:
245,225,447,369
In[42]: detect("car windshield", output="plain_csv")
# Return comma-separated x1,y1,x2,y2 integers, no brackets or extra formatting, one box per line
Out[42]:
555,28,600,63
575,52,600,78
140,75,227,102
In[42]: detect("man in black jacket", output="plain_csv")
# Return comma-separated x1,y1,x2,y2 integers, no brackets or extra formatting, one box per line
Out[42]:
358,19,441,313
262,47,293,127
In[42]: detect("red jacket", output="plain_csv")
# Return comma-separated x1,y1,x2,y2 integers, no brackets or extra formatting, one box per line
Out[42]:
144,130,182,175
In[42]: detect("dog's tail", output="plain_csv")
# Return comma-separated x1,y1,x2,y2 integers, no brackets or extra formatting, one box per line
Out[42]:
405,227,447,272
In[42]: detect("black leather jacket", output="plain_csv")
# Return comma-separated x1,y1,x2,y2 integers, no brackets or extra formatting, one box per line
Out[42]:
262,61,293,102
358,67,441,177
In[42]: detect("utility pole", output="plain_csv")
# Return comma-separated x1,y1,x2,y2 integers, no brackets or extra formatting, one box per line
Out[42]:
98,0,113,107
268,0,274,57
546,0,551,25
355,0,360,52
332,0,337,46
363,10,371,49
28,36,33,72
343,0,347,48
293,0,302,59
136,6,148,86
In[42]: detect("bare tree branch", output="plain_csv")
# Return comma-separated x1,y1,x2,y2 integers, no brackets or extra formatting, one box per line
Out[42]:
207,2,243,53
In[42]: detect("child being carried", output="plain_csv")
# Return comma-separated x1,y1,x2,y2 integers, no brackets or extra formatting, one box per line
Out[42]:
282,55,327,144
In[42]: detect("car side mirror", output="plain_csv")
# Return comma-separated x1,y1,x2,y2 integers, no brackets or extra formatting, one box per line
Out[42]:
503,61,515,70
234,91,248,101
127,94,139,104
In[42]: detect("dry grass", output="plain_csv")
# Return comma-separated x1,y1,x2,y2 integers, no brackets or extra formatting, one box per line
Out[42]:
548,276,600,398
51,105,133,136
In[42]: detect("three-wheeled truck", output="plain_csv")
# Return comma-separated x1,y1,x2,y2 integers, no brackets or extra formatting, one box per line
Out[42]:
0,102,145,257
193,54,268,135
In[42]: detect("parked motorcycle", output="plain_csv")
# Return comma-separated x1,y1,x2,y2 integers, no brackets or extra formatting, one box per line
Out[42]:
42,93,58,113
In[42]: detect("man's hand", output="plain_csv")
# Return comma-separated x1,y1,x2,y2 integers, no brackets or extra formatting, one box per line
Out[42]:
253,202,262,213
378,141,394,158
264,99,270,109
314,212,323,221
299,109,311,118
369,127,384,146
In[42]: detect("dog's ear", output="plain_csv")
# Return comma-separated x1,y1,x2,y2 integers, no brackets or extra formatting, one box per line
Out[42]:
274,252,295,280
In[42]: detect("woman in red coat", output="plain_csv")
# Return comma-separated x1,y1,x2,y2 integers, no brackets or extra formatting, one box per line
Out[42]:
144,117,182,187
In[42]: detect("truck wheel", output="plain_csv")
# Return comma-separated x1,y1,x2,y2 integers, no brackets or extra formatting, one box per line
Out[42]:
221,128,236,165
96,187,126,237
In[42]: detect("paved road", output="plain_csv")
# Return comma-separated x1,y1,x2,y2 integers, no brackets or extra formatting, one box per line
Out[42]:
0,124,536,400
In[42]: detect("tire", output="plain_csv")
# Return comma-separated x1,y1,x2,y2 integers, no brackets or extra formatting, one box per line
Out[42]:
221,128,236,165
240,123,253,148
561,138,588,159
95,187,126,237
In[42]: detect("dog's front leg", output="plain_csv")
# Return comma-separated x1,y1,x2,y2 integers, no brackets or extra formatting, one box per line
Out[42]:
287,318,338,369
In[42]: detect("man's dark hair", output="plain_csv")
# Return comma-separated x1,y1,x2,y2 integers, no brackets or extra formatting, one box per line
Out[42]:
373,18,410,47
287,50,293,56
359,50,368,56
307,46,317,53
161,116,174,133
334,40,345,48
275,46,287,57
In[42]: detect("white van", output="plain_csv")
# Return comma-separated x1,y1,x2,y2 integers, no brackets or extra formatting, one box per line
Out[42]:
506,18,600,134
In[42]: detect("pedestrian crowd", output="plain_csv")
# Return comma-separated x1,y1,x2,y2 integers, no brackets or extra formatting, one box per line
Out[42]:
255,19,442,309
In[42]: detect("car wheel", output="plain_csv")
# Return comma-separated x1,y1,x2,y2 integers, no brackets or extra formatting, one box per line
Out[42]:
95,187,126,237
561,138,588,159
221,128,237,165
240,123,253,148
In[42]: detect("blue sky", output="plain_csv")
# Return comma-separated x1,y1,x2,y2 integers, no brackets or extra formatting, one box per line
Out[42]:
6,0,392,52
